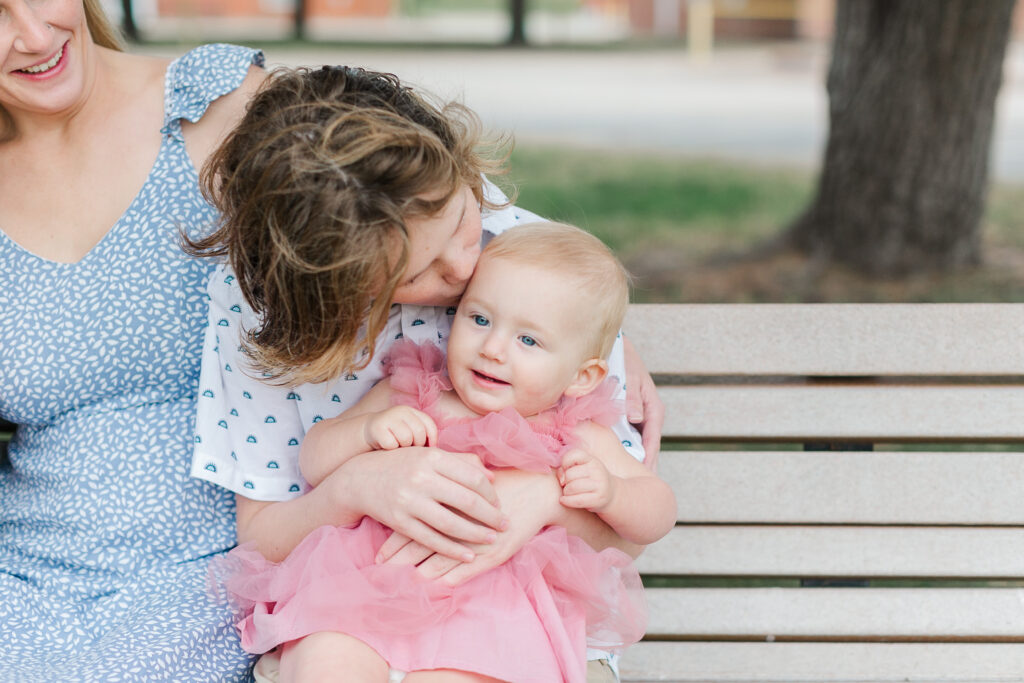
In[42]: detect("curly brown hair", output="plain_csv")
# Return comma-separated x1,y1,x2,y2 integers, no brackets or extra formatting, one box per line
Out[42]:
187,65,507,385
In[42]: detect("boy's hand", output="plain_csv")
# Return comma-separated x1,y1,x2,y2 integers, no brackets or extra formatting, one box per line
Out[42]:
364,406,438,450
623,336,664,470
558,447,616,513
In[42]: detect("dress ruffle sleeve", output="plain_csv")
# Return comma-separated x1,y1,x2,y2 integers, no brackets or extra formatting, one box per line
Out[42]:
387,339,451,410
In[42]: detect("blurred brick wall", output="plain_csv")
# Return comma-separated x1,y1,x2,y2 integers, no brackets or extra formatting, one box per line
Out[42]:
156,0,390,19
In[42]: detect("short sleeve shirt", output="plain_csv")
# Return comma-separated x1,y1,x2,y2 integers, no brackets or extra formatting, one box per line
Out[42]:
191,192,643,501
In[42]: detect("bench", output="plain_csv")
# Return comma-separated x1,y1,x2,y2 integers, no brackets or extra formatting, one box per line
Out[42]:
618,303,1024,682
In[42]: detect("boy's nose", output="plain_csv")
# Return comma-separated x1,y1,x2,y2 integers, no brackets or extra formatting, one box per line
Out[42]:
443,244,480,286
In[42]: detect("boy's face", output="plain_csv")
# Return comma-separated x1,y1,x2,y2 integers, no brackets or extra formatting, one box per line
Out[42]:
392,185,482,307
446,256,598,417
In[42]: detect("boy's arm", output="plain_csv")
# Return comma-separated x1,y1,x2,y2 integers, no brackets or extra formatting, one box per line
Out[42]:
237,440,504,563
235,479,361,562
568,421,677,546
239,380,501,563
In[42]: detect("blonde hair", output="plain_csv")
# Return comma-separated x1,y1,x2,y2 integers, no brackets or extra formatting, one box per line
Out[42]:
0,0,123,141
480,222,630,359
187,66,507,385
84,0,126,51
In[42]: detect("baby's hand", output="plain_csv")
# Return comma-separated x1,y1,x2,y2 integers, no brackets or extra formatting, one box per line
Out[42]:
557,447,616,513
364,406,438,450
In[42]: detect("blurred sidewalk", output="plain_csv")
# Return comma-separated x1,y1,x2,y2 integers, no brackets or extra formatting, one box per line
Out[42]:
139,38,1024,182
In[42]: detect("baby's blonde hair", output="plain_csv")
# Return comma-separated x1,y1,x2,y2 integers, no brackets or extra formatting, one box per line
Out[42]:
480,222,630,360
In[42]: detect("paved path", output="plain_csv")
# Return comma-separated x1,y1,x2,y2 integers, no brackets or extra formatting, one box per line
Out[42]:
141,40,1024,182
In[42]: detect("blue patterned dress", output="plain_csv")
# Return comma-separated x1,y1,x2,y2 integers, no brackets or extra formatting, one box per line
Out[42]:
0,44,263,682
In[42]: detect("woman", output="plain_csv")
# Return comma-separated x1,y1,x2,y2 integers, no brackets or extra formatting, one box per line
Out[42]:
0,0,265,677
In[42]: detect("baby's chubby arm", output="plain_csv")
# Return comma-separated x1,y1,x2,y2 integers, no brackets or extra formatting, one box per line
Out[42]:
558,421,677,546
298,381,438,487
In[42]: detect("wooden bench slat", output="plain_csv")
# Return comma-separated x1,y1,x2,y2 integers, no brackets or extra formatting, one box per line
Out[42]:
638,525,1024,577
625,303,1024,376
659,385,1024,440
644,587,1024,639
620,303,1024,680
661,451,1024,524
619,641,1024,682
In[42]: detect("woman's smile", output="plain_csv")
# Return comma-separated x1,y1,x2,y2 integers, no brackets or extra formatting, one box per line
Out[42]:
15,42,68,79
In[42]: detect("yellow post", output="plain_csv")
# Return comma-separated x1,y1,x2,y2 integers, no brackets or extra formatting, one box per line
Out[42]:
687,0,714,59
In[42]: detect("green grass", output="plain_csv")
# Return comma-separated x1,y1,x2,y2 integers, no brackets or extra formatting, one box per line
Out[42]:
504,145,813,256
502,144,1024,303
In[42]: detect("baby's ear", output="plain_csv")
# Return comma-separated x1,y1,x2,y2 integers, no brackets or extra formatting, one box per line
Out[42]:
563,359,608,398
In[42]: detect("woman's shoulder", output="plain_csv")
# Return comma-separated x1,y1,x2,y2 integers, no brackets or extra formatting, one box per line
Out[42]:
166,44,265,88
165,44,266,125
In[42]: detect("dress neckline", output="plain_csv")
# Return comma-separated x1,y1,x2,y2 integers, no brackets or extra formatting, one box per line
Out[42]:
0,58,177,268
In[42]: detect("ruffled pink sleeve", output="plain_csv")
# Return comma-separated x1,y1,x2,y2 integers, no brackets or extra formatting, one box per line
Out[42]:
386,340,451,411
438,408,563,472
546,379,625,444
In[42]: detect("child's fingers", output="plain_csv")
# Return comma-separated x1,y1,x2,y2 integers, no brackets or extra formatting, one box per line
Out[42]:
394,411,432,448
561,477,596,498
559,492,595,509
375,531,412,563
560,447,590,469
385,516,476,563
424,416,438,448
446,451,496,483
402,407,438,446
385,539,436,567
409,414,435,447
392,419,420,448
415,553,463,580
559,462,592,485
376,431,400,450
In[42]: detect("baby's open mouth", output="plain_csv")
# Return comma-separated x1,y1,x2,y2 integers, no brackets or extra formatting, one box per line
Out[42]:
473,370,509,385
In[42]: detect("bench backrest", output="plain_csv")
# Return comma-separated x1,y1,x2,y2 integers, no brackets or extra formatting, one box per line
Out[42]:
619,304,1024,682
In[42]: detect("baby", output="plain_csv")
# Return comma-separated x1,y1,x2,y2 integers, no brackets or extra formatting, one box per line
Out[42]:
222,222,677,683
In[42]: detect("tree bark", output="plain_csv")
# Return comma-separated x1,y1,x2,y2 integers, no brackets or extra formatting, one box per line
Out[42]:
120,0,140,43
788,0,1016,275
508,0,528,46
294,0,307,41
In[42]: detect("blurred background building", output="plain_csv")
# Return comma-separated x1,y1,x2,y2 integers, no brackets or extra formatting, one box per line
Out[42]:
89,0,888,45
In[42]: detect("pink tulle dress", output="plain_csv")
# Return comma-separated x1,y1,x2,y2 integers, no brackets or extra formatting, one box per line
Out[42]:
219,341,648,683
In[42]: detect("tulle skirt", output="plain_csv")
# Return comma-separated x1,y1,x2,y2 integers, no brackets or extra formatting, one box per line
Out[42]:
218,518,647,683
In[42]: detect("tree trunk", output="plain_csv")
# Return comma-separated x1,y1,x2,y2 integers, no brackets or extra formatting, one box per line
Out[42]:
120,0,140,43
508,0,527,46
294,0,307,41
788,0,1016,275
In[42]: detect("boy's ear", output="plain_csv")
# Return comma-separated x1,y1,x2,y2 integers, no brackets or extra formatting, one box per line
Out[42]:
563,358,609,398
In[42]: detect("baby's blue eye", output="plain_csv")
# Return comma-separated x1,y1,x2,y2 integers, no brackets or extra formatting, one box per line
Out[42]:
472,314,489,327
519,335,537,347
